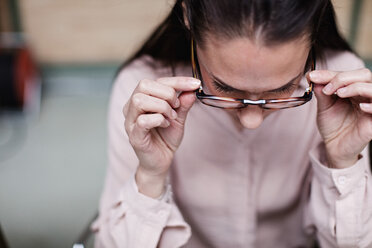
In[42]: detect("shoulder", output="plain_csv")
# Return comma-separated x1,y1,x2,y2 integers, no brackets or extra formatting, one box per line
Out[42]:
321,49,365,71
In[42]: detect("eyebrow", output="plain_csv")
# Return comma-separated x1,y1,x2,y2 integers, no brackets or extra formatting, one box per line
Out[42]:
211,72,303,93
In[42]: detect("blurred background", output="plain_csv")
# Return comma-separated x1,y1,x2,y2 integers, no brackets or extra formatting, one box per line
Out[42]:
0,0,371,247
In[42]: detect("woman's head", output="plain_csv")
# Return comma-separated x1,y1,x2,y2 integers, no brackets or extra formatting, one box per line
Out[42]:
194,35,312,129
183,0,324,49
124,0,352,128
126,0,350,68
182,0,325,128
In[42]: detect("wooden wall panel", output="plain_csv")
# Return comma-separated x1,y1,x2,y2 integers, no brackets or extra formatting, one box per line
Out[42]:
357,0,372,58
17,0,370,64
18,0,173,63
331,0,352,38
0,0,13,32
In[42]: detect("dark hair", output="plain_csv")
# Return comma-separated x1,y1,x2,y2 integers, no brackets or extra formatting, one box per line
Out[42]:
122,0,352,73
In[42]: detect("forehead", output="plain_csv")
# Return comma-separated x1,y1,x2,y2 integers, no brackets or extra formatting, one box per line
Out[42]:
197,35,311,92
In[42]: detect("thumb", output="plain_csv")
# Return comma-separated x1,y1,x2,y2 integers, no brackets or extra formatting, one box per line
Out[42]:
313,83,337,112
175,91,197,125
307,71,336,112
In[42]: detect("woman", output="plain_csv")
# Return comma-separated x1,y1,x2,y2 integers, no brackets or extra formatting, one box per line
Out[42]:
93,0,372,247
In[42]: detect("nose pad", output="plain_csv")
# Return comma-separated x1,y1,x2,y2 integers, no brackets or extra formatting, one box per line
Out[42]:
237,105,264,129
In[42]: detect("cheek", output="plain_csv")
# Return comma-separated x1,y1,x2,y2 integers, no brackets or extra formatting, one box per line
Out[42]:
262,108,278,118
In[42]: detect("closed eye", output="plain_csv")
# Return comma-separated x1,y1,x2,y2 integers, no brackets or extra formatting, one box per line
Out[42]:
213,80,299,95
213,81,237,93
268,81,298,94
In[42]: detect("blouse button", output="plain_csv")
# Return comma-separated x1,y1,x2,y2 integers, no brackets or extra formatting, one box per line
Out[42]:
337,175,347,186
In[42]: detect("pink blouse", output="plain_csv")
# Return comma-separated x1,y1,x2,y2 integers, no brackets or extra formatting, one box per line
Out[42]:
92,50,372,248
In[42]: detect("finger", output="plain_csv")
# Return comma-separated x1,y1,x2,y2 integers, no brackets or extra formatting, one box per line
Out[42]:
130,113,170,149
309,69,372,95
174,91,197,125
123,102,129,118
156,77,201,92
137,113,170,130
360,103,372,114
134,79,180,108
308,70,338,84
127,93,177,124
313,84,337,112
336,82,372,99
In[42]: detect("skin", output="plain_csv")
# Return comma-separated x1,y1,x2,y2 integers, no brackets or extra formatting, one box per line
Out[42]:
123,77,201,198
124,34,372,198
196,35,310,130
310,69,372,168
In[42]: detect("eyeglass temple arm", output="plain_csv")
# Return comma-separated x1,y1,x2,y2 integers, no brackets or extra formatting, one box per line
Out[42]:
191,39,204,93
307,48,317,93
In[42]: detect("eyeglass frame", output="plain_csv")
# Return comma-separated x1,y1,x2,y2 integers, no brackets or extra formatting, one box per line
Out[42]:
190,38,316,109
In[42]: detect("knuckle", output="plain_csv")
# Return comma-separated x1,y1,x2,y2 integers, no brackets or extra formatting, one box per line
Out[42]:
136,115,147,128
361,68,372,81
158,114,165,122
123,103,129,117
138,79,152,92
160,101,171,114
162,87,177,103
155,114,165,125
334,73,345,84
157,82,177,102
131,93,143,107
169,88,177,101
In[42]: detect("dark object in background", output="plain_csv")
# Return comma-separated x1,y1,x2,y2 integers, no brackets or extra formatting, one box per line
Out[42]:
1,0,39,112
0,45,38,111
0,224,9,248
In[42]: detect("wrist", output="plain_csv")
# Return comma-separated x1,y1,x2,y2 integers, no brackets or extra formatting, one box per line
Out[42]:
135,166,167,199
326,153,360,169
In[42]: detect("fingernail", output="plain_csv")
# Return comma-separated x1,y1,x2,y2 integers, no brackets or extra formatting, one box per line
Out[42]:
337,87,347,95
174,98,180,108
309,71,320,80
322,83,333,95
190,79,201,86
171,109,178,119
360,103,371,110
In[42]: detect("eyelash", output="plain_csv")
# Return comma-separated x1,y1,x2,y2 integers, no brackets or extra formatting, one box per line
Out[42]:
274,83,297,94
213,81,235,93
212,81,297,95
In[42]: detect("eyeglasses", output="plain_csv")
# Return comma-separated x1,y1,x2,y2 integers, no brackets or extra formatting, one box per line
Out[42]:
191,39,315,109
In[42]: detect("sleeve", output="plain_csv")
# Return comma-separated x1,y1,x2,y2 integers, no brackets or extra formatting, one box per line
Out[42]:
302,50,372,247
92,59,191,248
304,143,372,248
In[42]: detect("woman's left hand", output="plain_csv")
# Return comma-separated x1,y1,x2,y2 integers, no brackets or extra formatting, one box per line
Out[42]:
308,68,372,169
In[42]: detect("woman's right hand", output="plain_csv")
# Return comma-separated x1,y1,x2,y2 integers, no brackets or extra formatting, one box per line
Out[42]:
123,77,201,198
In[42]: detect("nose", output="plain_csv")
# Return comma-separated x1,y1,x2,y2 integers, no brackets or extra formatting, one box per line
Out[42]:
237,105,264,129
